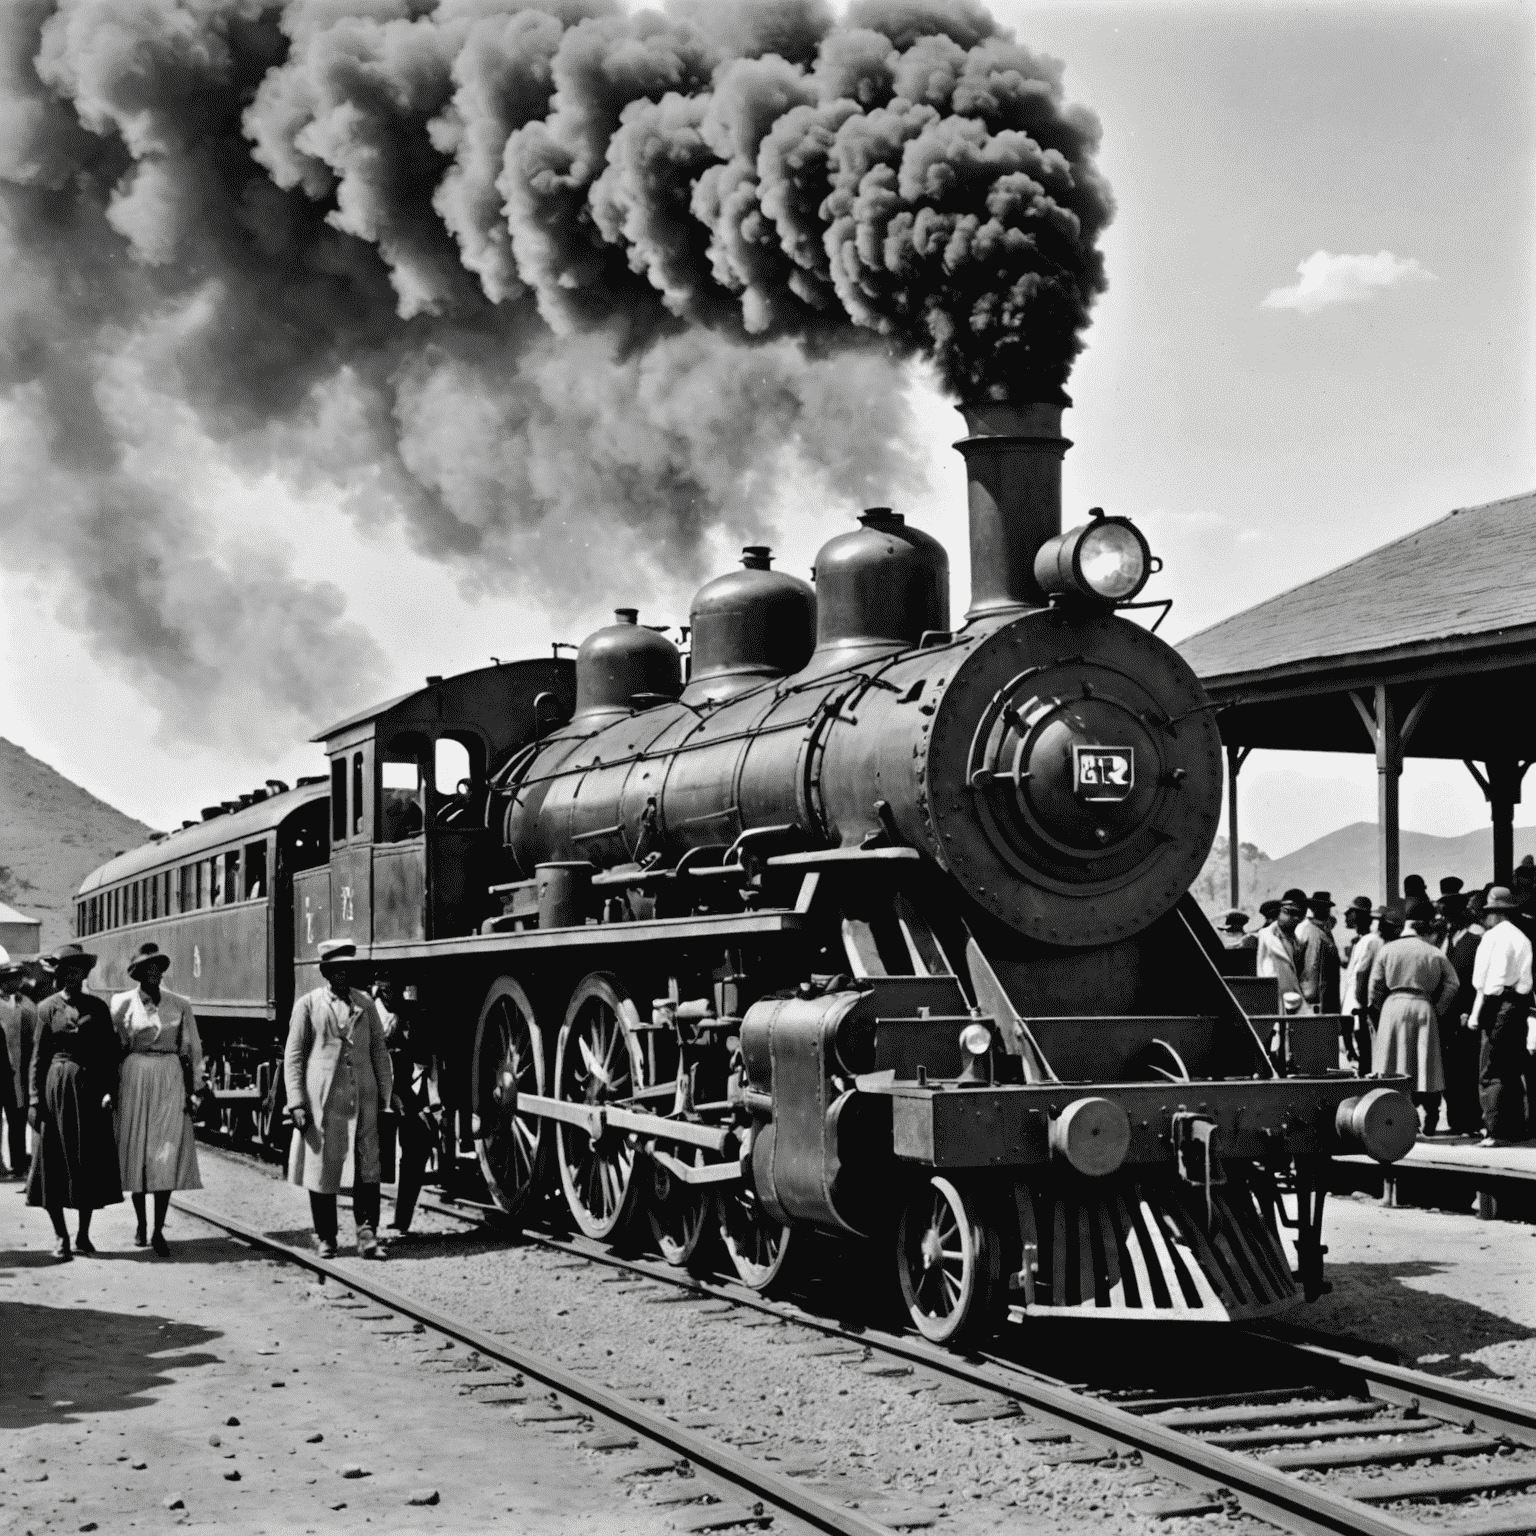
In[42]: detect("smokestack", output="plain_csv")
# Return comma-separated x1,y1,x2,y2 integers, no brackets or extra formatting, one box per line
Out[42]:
955,400,1072,622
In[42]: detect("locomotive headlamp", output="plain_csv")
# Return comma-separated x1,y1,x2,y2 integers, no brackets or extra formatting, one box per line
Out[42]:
956,1019,994,1087
1033,509,1154,605
959,1021,992,1058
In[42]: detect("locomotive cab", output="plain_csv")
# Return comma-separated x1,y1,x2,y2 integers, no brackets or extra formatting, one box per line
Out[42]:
298,658,575,975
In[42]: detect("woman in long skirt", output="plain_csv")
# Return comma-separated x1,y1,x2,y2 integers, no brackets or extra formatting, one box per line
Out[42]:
1368,899,1460,1134
112,943,203,1256
27,945,122,1259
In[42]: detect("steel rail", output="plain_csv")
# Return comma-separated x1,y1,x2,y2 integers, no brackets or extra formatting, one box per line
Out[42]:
1282,1336,1536,1447
411,1194,1522,1536
189,1148,1536,1536
170,1196,896,1536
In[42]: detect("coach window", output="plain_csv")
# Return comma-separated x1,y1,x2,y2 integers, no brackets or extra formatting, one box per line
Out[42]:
223,850,240,905
288,798,329,871
148,877,158,920
245,840,267,900
210,856,224,907
179,865,192,912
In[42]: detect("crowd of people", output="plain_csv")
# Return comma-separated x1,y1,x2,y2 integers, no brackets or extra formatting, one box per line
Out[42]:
1222,865,1536,1147
0,936,439,1263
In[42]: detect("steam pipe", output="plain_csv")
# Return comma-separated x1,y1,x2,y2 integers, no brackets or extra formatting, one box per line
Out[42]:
955,398,1071,621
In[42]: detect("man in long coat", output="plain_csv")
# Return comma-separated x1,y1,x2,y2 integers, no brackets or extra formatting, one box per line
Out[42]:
1369,899,1459,1135
285,940,392,1258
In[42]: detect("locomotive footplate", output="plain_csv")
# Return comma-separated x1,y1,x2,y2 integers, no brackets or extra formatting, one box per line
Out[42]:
867,1076,1416,1170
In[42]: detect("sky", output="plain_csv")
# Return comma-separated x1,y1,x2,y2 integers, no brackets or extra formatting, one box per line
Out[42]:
1,0,1532,857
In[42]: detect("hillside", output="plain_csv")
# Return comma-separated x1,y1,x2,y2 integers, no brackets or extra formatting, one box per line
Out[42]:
0,738,155,952
1195,820,1536,916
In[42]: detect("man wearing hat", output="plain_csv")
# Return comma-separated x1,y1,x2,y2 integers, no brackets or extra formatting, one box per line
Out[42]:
1468,887,1534,1145
1368,899,1459,1134
1404,874,1429,902
1437,879,1484,1135
1256,889,1310,1009
111,943,204,1255
1339,897,1373,969
1219,911,1254,950
1295,891,1340,1015
0,947,35,1178
26,945,122,1258
285,940,393,1258
1342,906,1391,1065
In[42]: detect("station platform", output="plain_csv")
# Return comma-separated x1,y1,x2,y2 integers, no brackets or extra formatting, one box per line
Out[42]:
1337,1135,1536,1221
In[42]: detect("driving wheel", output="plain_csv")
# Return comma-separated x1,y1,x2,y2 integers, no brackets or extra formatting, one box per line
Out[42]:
718,1177,795,1293
648,1148,714,1270
554,973,646,1243
472,976,551,1222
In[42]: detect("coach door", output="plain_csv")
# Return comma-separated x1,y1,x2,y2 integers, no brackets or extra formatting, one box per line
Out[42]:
374,731,428,943
425,732,494,939
328,742,373,947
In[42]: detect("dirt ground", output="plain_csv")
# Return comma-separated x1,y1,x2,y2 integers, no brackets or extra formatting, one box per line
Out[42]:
6,1152,1536,1536
0,1175,674,1536
1304,1188,1536,1396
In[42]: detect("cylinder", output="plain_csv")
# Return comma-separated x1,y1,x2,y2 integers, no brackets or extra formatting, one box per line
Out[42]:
536,861,593,930
955,400,1071,621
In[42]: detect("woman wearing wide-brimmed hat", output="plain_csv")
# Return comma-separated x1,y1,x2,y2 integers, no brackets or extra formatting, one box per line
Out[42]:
26,944,122,1259
111,943,203,1255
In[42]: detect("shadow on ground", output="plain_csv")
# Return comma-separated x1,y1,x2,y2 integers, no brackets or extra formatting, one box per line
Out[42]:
0,1297,222,1430
1304,1258,1536,1378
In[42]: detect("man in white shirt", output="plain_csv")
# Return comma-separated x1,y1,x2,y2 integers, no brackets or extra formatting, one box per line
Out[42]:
1469,886,1534,1146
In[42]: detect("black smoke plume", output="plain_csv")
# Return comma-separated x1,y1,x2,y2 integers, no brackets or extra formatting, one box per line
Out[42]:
0,0,1111,744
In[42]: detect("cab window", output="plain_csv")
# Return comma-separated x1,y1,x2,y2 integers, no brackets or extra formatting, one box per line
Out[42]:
331,757,348,843
381,735,427,844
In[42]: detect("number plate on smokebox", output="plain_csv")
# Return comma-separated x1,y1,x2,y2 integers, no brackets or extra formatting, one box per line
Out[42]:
1072,746,1135,802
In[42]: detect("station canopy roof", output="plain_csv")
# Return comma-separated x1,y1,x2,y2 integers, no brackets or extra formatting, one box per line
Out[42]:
1177,490,1536,760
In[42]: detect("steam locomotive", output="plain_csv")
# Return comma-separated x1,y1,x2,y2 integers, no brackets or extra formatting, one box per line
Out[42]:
75,399,1415,1346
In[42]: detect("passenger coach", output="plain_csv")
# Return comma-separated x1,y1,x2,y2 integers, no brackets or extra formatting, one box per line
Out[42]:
75,780,330,1145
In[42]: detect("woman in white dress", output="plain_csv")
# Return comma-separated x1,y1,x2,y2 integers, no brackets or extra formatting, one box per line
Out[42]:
112,942,203,1255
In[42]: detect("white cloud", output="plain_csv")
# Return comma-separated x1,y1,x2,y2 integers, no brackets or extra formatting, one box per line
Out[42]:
1261,250,1436,315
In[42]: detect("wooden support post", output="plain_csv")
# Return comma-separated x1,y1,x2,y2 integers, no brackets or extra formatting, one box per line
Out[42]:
1226,744,1251,909
1465,757,1531,888
1492,758,1518,888
1374,683,1400,904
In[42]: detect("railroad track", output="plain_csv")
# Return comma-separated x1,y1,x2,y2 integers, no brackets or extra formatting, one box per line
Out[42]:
191,1138,1536,1535
411,1191,1536,1536
171,1193,904,1536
